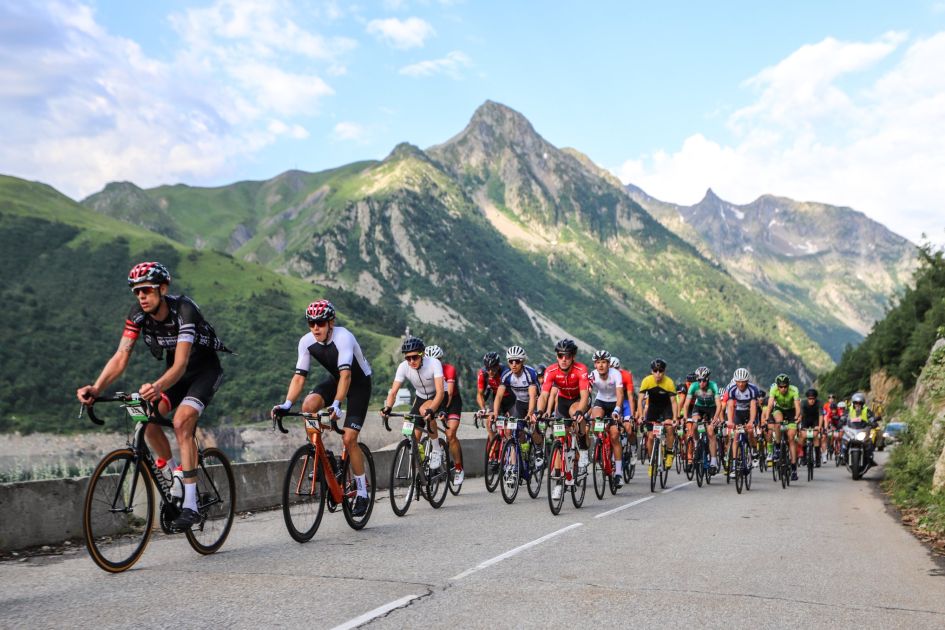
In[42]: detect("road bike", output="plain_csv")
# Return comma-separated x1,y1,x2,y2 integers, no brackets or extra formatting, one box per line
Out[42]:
693,420,715,487
590,416,619,499
773,427,792,489
648,423,670,492
383,412,451,516
729,425,752,494
547,417,587,515
497,415,543,503
273,409,376,542
619,423,636,482
801,427,817,482
79,394,234,573
477,411,502,493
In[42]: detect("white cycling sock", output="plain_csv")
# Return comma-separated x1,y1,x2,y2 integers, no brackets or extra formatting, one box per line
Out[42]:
355,474,367,498
183,482,197,511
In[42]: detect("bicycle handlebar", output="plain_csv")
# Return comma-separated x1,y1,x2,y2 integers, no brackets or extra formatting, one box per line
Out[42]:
271,409,343,436
77,393,171,427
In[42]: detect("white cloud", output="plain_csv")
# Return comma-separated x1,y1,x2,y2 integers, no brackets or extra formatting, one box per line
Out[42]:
333,121,368,142
617,32,945,244
367,17,434,49
0,0,353,198
399,50,471,78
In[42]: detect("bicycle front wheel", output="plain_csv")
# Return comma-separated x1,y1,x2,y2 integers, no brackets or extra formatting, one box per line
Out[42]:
282,445,326,543
389,440,416,517
547,442,565,515
526,443,543,499
448,440,463,496
425,438,449,509
592,442,606,500
484,435,500,493
735,442,744,494
83,449,154,573
500,440,520,504
342,443,376,530
186,447,235,554
649,441,659,493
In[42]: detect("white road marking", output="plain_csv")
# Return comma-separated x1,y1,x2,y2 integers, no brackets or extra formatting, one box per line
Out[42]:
450,522,584,581
662,480,694,494
594,496,654,519
330,593,426,630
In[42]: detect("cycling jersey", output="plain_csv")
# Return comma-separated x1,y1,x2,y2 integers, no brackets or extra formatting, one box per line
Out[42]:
725,382,761,412
440,362,462,419
500,366,539,403
687,380,720,409
394,356,443,401
588,368,623,404
799,398,820,428
768,384,800,412
478,368,510,400
541,362,590,400
640,374,676,421
619,369,635,395
124,295,229,370
294,326,372,382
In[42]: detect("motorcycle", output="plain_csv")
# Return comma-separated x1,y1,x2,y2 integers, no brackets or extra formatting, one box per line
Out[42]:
842,421,877,480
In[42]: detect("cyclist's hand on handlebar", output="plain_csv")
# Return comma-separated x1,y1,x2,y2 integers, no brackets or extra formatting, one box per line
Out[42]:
380,405,392,419
612,411,621,421
271,401,292,420
139,382,162,403
77,385,97,405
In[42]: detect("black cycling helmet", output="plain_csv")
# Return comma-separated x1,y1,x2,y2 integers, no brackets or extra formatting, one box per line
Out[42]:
128,261,171,286
400,336,425,354
554,338,578,355
775,373,791,386
686,371,697,382
482,351,501,370
805,388,818,398
536,363,547,377
650,358,667,372
694,366,710,380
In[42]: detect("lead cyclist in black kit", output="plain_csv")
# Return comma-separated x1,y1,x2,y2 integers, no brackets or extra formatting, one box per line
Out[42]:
271,300,374,517
76,262,231,529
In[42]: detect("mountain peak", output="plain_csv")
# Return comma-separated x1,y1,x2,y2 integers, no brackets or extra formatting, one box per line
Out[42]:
384,142,431,163
701,188,721,203
432,100,544,156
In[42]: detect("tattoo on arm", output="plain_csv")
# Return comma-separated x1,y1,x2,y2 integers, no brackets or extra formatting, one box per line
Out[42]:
118,337,135,353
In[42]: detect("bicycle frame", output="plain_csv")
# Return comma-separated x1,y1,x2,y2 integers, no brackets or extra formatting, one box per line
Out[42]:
275,410,349,504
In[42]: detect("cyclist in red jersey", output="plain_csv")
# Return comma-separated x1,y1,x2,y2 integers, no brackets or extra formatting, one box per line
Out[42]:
478,351,512,443
609,356,637,456
537,338,590,468
424,344,464,485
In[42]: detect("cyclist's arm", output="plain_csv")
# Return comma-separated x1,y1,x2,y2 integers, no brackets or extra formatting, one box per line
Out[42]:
578,386,590,413
713,395,722,421
493,384,507,417
527,384,537,417
671,393,679,422
282,373,307,407
615,382,624,411
429,375,445,412
144,340,192,400
749,398,757,425
333,369,352,411
726,397,735,422
763,396,775,423
793,397,801,419
636,391,645,420
476,387,488,410
383,379,403,410
81,335,137,402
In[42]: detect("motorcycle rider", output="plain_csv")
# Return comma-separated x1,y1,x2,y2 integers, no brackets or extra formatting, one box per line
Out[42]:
846,392,878,465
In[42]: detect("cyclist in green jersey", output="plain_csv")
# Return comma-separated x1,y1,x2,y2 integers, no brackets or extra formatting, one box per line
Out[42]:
685,366,722,473
762,373,802,480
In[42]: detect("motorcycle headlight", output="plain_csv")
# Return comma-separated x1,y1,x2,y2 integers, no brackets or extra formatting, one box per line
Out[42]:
855,431,868,441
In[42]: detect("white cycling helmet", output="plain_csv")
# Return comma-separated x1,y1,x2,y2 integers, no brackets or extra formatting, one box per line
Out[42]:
506,345,527,361
609,356,621,370
424,344,444,360
732,367,750,382
592,349,611,362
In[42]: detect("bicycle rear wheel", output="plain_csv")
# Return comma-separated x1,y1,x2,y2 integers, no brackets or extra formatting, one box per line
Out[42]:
735,442,744,494
547,442,566,515
526,443,543,499
83,449,154,573
186,447,235,554
342,443,376,530
694,440,705,488
744,445,753,491
282,445,326,543
807,441,815,482
484,435,500,493
426,437,450,509
685,436,695,481
649,440,659,493
571,461,586,508
389,439,416,516
448,440,463,496
500,440,520,504
659,441,669,489
592,442,606,500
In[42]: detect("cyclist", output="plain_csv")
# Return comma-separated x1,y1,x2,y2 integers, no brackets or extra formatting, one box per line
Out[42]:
478,351,513,443
538,338,590,468
380,337,446,470
425,345,464,486
610,356,637,458
724,368,761,470
587,350,625,488
535,363,547,388
799,387,825,466
686,366,722,473
762,373,801,480
637,358,679,470
271,300,373,516
677,372,696,420
77,262,230,529
493,345,542,465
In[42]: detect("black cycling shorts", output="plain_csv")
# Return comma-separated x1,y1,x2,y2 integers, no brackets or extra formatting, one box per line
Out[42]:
555,396,580,419
733,409,751,425
497,394,515,416
691,405,716,420
165,366,223,417
311,374,372,431
592,399,617,418
440,391,462,420
645,400,674,422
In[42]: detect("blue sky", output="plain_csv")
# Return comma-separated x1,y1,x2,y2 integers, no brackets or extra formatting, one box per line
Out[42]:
2,1,944,243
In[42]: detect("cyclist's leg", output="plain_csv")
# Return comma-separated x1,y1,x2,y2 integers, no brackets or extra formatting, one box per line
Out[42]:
342,377,371,476
445,391,464,470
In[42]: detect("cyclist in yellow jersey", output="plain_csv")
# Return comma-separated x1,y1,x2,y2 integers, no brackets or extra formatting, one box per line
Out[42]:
636,358,679,469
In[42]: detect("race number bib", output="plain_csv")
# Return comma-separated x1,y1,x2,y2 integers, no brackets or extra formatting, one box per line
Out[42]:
402,420,413,436
553,423,566,437
125,405,147,422
594,420,606,433
807,429,815,439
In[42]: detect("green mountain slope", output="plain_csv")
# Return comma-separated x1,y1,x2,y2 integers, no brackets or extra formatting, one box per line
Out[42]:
626,184,917,359
82,101,833,386
0,175,400,432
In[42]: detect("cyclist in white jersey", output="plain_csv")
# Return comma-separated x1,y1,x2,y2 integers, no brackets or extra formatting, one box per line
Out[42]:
587,350,625,487
380,337,446,469
493,345,543,466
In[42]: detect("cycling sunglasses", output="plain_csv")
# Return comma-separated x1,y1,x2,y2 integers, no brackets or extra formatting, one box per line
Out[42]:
404,354,422,362
131,284,161,296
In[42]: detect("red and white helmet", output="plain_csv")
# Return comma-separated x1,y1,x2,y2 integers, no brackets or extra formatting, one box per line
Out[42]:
128,262,170,286
306,299,336,323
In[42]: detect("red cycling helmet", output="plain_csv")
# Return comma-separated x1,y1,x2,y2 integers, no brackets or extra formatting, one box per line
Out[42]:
306,300,336,323
128,262,171,286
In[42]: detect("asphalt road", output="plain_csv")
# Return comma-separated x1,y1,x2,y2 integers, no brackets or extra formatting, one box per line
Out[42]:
2,451,943,629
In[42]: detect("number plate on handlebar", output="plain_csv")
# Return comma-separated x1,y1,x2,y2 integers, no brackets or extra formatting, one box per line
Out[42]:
125,405,147,422
697,425,706,434
807,429,815,439
594,420,605,433
653,426,663,438
553,423,566,437
401,420,413,436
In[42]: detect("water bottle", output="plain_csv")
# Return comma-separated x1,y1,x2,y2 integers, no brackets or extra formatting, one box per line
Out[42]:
171,466,184,499
155,458,173,494
417,441,426,462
